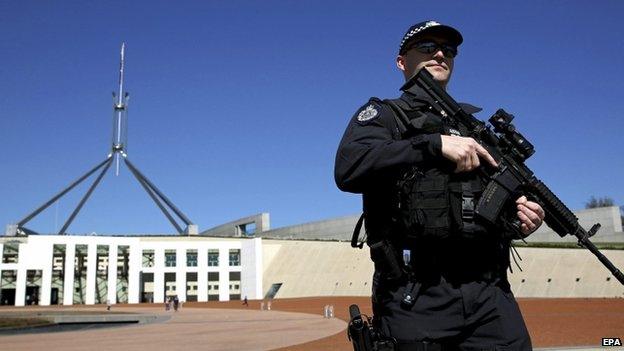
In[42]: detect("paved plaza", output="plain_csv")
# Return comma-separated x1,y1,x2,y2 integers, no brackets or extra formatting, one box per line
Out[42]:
0,297,623,350
0,305,345,351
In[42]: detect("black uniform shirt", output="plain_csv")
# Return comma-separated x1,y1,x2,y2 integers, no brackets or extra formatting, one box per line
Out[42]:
335,99,440,195
335,87,484,235
335,84,481,195
334,87,510,281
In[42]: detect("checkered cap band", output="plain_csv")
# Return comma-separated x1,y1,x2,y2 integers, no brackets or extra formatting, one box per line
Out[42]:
399,20,463,54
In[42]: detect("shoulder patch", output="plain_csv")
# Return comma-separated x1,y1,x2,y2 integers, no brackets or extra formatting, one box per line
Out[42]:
356,103,380,123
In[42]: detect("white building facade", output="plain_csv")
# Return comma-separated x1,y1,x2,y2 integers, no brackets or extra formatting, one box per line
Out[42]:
0,235,262,307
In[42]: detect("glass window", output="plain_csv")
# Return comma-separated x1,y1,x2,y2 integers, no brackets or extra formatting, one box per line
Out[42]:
186,250,198,267
117,246,130,304
2,243,19,263
52,244,65,272
229,249,241,266
97,245,109,272
142,249,155,268
208,272,219,281
208,249,219,267
51,244,66,305
74,245,88,304
208,272,219,297
186,272,198,302
165,250,176,267
164,272,176,297
238,222,256,236
95,245,109,304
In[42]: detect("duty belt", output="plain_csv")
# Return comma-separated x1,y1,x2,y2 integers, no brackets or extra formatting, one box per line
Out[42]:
404,245,502,284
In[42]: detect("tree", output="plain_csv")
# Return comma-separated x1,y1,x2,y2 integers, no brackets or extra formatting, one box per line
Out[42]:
585,196,615,209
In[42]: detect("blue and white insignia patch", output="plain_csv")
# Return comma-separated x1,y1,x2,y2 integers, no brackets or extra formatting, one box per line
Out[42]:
356,104,379,123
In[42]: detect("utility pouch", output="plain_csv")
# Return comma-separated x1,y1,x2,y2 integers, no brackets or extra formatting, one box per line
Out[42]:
369,240,405,281
396,169,451,240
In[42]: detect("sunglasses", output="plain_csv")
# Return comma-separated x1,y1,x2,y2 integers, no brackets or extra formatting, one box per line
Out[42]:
407,41,458,58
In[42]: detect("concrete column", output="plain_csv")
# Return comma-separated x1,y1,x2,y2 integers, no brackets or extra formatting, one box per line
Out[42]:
107,245,118,304
197,247,208,302
13,243,26,306
154,248,165,303
176,248,186,301
15,266,26,307
259,213,270,232
63,244,75,305
219,247,230,301
85,244,97,305
40,244,53,306
128,244,141,304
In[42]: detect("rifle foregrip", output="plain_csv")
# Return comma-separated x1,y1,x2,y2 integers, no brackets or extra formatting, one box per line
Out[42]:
530,179,579,236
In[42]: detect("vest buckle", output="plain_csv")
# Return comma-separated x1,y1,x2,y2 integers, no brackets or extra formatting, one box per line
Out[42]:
462,195,475,220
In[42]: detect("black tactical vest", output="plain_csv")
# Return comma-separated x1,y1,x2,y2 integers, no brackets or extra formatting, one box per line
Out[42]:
380,97,492,243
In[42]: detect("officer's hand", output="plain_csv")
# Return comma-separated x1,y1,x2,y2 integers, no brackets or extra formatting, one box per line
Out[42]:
440,135,497,172
516,196,545,236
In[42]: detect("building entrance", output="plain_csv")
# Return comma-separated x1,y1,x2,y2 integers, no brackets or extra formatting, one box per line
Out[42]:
25,286,40,305
0,288,15,305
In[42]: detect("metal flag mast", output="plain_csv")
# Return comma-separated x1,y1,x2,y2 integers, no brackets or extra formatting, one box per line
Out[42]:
9,43,196,236
112,42,128,176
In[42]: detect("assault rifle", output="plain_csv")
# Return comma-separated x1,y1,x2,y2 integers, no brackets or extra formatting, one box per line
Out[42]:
406,69,624,285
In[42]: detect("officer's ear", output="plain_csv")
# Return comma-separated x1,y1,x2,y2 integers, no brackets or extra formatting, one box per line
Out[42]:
396,55,407,72
396,55,412,81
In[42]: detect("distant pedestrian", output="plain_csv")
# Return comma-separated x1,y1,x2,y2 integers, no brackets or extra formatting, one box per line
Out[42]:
165,297,171,311
173,296,179,312
242,296,248,306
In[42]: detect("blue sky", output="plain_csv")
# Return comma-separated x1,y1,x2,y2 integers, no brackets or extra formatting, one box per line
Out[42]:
1,1,622,235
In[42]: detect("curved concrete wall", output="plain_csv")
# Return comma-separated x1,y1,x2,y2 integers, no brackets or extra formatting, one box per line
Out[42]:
252,206,623,243
508,247,624,297
259,207,623,298
262,240,373,298
262,240,624,299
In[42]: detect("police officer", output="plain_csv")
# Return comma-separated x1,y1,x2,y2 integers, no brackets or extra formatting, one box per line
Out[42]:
335,21,545,350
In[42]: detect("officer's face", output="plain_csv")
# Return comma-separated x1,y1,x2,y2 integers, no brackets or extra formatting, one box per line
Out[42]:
396,34,455,89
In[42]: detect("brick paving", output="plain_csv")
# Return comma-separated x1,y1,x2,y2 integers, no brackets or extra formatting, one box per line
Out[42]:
267,297,624,350
0,297,623,350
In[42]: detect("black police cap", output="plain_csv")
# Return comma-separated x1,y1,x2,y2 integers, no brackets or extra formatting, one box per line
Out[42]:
399,20,463,55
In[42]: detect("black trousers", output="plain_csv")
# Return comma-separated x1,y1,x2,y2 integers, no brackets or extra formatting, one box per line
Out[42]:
372,272,532,350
